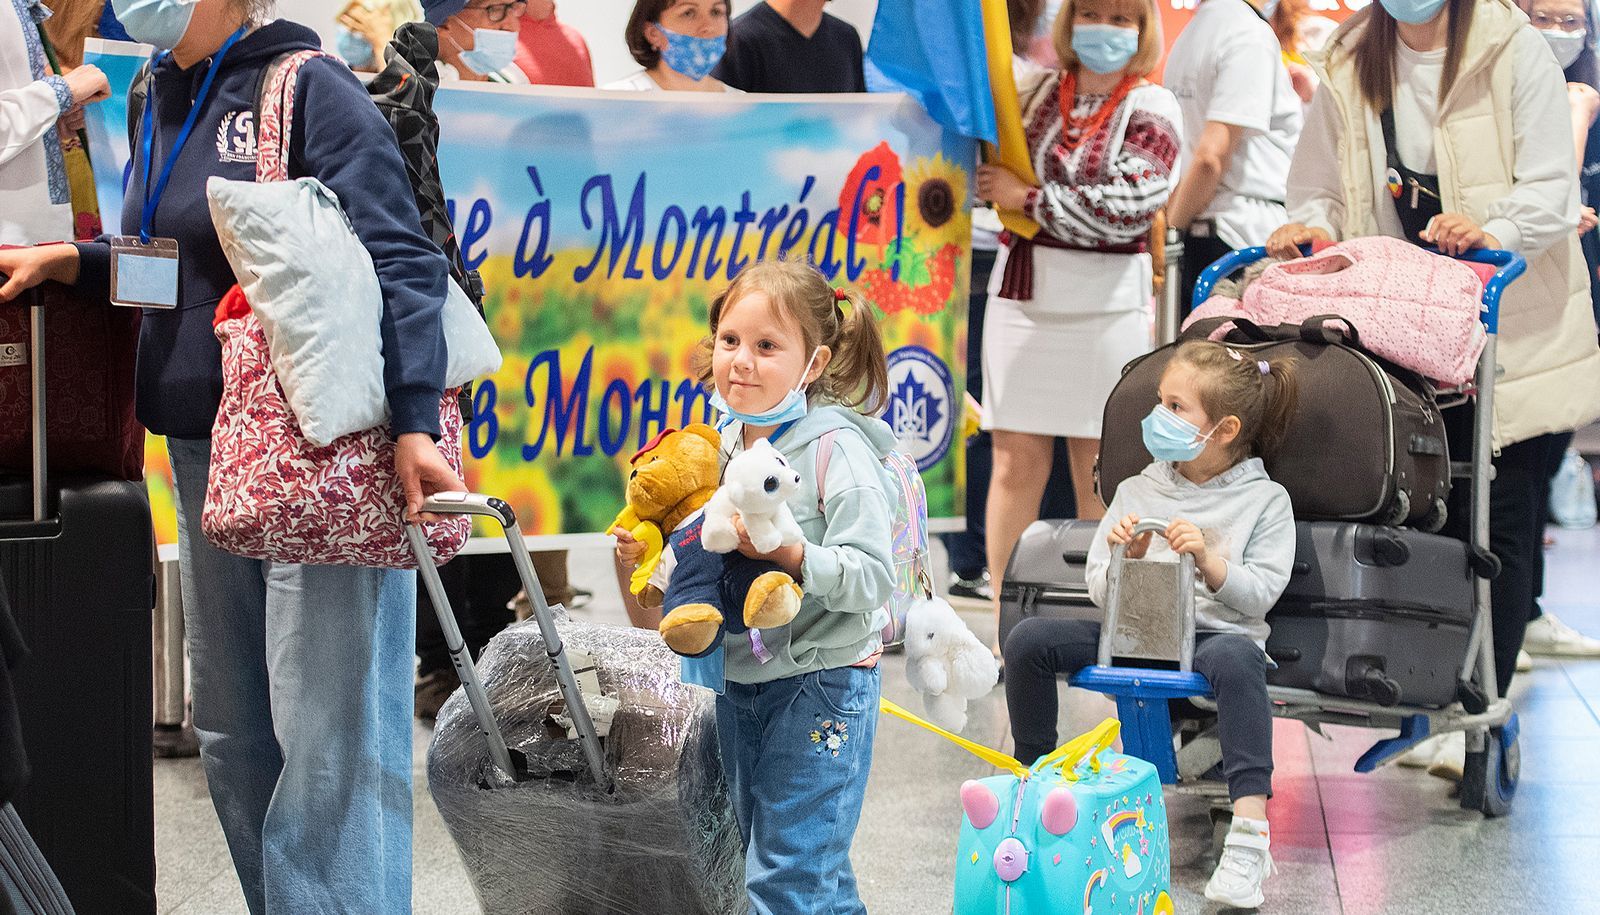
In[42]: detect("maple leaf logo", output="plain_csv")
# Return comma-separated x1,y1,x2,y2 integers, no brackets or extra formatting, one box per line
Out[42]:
890,374,943,445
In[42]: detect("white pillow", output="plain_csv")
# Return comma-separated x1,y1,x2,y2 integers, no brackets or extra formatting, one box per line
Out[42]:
207,175,501,446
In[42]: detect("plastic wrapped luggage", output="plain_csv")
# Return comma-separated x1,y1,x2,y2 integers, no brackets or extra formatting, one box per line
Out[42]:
997,519,1100,652
1265,522,1475,709
1097,318,1451,530
412,496,743,915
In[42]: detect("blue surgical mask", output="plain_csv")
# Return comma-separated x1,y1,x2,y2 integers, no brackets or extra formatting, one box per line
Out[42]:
1071,23,1139,74
656,23,726,81
1140,404,1217,463
336,27,375,68
1378,0,1447,25
455,27,516,76
110,0,199,50
709,349,821,428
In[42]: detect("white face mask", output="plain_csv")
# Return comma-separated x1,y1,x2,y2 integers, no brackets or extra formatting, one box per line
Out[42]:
1543,28,1588,70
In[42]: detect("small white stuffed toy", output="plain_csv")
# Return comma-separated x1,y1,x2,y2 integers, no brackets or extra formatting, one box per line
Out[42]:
702,439,805,554
905,596,1001,733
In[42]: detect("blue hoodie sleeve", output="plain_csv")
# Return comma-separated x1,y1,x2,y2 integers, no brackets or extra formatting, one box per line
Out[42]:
290,57,449,438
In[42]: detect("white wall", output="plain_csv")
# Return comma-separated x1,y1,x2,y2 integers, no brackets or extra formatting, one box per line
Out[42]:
275,0,879,86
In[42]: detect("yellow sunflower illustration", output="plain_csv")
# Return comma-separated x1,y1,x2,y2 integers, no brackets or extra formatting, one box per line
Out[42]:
902,153,971,251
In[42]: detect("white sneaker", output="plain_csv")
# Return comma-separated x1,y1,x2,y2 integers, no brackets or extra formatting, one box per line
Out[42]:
1426,730,1467,783
1204,818,1275,909
1517,649,1533,672
1524,613,1600,657
1396,734,1442,768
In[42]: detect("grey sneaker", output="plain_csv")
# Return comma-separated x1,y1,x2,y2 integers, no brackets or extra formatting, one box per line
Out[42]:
1204,819,1275,909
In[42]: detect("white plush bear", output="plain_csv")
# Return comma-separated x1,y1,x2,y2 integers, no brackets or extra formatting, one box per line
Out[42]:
904,596,1001,733
702,439,805,554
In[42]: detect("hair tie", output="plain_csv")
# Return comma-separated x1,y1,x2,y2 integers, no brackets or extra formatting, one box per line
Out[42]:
833,288,849,302
1226,348,1244,361
1258,360,1271,376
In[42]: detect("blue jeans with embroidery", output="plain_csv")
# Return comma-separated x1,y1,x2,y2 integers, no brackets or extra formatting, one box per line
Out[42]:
716,665,881,915
168,437,417,914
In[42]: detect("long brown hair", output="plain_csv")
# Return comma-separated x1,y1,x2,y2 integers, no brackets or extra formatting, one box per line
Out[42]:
1352,0,1476,111
694,260,890,415
1171,341,1301,462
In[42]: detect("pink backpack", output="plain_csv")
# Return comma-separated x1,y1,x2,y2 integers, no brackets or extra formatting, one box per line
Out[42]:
1185,237,1487,386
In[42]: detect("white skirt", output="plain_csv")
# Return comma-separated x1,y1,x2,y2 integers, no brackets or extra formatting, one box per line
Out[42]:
981,244,1154,439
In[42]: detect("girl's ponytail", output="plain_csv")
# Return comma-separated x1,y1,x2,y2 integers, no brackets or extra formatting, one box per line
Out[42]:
817,288,890,415
1254,355,1300,463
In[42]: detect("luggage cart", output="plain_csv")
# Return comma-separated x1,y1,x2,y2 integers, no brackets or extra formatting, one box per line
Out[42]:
1071,244,1525,817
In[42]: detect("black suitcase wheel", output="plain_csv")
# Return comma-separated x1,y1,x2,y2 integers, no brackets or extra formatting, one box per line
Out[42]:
1419,496,1448,533
1460,715,1519,818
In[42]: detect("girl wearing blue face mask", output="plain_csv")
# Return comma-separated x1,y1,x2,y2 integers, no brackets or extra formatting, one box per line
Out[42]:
607,0,737,92
972,0,1181,661
1269,0,1600,777
1004,340,1300,909
613,260,897,914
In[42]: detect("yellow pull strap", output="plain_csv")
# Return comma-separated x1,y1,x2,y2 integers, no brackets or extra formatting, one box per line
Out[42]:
879,699,1028,777
1035,718,1120,781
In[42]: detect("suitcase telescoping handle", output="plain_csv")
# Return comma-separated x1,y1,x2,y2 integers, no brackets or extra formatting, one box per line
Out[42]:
403,493,608,789
0,287,59,540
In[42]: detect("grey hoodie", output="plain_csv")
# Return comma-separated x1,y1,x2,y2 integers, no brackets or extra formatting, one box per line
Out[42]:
1087,459,1295,645
719,405,899,684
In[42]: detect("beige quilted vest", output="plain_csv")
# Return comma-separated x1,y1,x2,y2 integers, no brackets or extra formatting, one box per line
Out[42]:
1312,0,1600,448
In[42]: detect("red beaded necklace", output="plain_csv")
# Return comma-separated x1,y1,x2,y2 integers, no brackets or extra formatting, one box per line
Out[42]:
1057,70,1139,152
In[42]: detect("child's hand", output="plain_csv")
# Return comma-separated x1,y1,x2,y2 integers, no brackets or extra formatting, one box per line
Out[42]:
612,526,646,566
733,514,805,578
1108,514,1153,560
1167,519,1227,591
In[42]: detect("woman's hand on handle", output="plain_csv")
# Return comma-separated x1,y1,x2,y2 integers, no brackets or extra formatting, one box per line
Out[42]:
1420,214,1498,257
396,432,465,523
1265,223,1330,260
975,164,1034,212
0,245,81,303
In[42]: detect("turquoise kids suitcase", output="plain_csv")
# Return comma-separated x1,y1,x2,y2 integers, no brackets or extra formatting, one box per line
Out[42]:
883,703,1174,915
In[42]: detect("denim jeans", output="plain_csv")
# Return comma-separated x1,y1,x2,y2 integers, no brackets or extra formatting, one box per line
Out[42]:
168,437,417,913
716,665,881,915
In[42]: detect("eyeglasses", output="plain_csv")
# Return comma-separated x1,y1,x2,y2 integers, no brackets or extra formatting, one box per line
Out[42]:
1529,11,1585,30
466,0,527,24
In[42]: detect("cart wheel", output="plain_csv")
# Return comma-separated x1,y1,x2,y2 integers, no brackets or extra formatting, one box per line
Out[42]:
1460,715,1519,817
1419,497,1448,533
1384,490,1413,527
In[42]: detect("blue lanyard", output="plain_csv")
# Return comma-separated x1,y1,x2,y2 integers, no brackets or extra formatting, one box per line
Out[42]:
138,26,249,242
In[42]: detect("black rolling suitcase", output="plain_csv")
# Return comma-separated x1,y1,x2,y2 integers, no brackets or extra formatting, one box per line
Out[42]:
997,519,1102,651
0,295,155,914
1265,522,1474,709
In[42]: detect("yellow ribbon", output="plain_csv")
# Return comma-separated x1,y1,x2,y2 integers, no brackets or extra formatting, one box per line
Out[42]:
879,698,1120,782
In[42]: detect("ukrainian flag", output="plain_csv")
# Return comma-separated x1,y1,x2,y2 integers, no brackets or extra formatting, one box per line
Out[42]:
864,0,1040,237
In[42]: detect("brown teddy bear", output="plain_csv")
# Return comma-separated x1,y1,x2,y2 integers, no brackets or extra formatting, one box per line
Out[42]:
611,425,803,658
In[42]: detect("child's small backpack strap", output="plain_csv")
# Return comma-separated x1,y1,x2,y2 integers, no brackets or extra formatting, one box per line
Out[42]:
815,429,839,513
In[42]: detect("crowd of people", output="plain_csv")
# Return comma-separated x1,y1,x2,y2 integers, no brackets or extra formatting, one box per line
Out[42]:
2,0,1599,912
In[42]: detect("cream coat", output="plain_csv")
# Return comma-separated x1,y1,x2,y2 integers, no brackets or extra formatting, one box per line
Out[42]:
1298,0,1600,448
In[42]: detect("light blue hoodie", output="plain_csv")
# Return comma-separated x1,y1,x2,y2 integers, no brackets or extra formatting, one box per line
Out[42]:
718,404,899,684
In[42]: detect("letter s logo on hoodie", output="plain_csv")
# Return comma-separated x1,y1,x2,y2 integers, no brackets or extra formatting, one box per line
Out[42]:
215,110,257,164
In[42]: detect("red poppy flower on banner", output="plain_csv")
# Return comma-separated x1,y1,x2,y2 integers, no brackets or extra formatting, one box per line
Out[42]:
838,141,904,246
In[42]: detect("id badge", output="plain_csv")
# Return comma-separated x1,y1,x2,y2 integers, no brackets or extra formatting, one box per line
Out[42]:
109,237,180,309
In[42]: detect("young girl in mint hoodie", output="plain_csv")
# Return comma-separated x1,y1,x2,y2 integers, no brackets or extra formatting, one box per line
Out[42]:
1004,340,1300,910
617,259,898,914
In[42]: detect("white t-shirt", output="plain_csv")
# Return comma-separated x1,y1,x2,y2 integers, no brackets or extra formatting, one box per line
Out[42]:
435,60,530,85
603,70,743,93
1392,42,1446,173
1164,0,1303,247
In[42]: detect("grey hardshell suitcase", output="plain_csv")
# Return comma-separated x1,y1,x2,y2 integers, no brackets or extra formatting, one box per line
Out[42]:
1265,522,1475,709
997,519,1101,652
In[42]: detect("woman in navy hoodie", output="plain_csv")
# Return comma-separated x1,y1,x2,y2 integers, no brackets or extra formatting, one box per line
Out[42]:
0,0,459,909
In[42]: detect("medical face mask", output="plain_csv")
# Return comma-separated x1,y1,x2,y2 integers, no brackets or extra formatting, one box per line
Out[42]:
452,26,517,75
110,0,199,50
1071,23,1139,75
336,27,375,67
1543,28,1588,70
1377,0,1448,26
709,348,821,428
1140,404,1218,463
656,23,726,81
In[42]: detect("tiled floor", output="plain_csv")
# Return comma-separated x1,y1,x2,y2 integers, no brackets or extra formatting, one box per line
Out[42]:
153,525,1600,914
